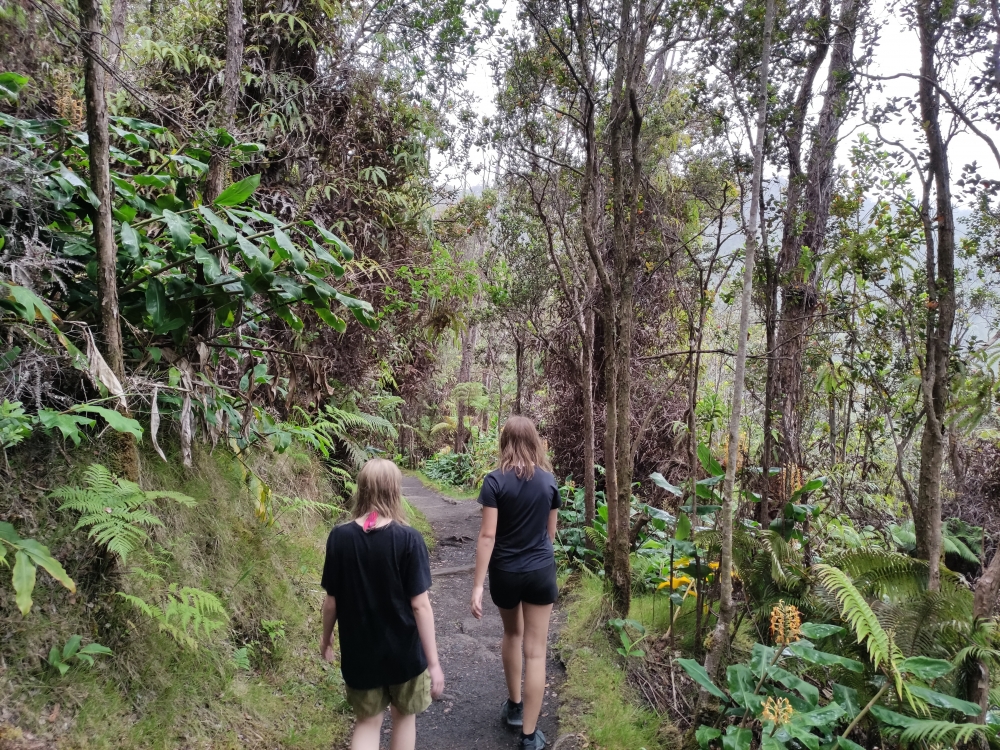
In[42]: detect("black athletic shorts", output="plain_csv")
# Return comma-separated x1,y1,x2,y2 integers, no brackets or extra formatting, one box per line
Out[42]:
488,560,558,610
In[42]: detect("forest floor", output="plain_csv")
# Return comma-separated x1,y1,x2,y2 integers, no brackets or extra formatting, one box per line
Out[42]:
398,474,566,750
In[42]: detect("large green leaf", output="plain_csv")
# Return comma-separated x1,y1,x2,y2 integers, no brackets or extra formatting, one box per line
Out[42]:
677,658,728,701
198,206,237,245
833,683,860,719
786,642,863,673
0,72,28,102
899,656,954,680
214,174,260,207
12,550,36,615
237,235,274,273
17,538,75,591
798,622,845,640
70,405,143,440
770,666,819,707
695,727,721,749
906,685,982,716
195,247,222,284
697,443,724,476
162,210,192,251
650,471,683,496
312,223,354,260
726,663,759,710
120,222,140,260
721,726,752,750
37,409,95,445
145,278,168,326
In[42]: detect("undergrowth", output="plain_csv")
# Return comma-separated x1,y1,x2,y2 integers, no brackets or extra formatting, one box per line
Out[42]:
557,573,674,749
408,469,480,501
0,438,353,749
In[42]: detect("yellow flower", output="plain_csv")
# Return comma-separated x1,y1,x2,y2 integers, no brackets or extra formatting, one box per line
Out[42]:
761,696,794,726
770,600,802,645
708,561,720,570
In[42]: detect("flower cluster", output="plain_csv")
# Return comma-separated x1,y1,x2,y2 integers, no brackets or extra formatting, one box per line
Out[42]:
762,696,795,726
770,600,803,644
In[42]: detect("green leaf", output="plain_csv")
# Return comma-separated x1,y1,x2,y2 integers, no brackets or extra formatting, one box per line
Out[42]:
697,443,724,476
195,247,222,284
721,726,752,750
695,726,721,749
18,538,75,591
162,209,192,251
677,658,728,701
120,222,140,260
726,663,760,710
237,235,274,273
145,278,168,326
789,477,826,501
37,409,95,445
869,705,917,728
134,174,172,188
78,643,112,657
650,471,683,496
906,685,982,716
70,405,143,440
832,683,860,720
786,642,863,672
63,634,82,660
12,550,36,615
676,512,691,541
198,206,237,245
313,224,354,260
798,622,845,640
0,521,22,545
0,72,29,102
899,656,954,681
770,666,819,707
214,174,260,207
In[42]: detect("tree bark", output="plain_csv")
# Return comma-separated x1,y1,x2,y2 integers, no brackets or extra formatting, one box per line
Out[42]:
454,324,478,453
106,0,127,93
514,334,524,415
703,0,776,685
772,0,862,474
79,0,125,380
970,548,1000,719
913,0,957,593
206,0,245,202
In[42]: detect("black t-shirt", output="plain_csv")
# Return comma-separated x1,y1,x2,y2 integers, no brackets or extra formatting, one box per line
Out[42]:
321,521,431,690
478,467,561,573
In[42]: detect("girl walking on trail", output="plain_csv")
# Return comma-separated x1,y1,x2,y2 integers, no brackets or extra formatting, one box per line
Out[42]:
471,416,561,750
320,458,445,750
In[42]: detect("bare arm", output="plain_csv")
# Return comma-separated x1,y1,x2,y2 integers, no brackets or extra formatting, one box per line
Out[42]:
411,591,445,698
320,594,337,661
548,508,558,544
471,507,498,619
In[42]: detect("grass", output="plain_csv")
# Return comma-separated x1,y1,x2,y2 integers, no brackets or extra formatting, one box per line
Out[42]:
405,469,480,501
557,572,674,750
0,439,353,749
403,499,436,550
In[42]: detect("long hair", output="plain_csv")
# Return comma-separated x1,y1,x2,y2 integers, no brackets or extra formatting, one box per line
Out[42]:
351,458,408,523
499,416,551,480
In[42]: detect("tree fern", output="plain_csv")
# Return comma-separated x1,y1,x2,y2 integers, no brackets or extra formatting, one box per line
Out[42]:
53,465,196,564
118,584,227,649
292,404,397,467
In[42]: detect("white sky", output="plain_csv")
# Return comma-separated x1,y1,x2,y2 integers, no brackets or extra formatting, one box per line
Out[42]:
452,0,1000,192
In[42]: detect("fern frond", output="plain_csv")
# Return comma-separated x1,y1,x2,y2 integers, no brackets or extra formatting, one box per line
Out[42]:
899,719,993,744
815,564,902,680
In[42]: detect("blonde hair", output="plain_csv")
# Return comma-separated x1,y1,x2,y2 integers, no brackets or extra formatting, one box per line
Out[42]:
351,458,408,523
499,416,551,480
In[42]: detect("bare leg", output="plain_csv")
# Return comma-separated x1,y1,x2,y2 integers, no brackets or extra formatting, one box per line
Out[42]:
388,704,417,750
351,711,384,750
520,602,553,736
498,604,524,703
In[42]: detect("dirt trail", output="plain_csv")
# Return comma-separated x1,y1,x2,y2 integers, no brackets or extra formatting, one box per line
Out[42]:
390,474,564,750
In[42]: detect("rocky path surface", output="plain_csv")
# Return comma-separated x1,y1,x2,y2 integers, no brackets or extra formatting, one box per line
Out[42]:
390,474,564,750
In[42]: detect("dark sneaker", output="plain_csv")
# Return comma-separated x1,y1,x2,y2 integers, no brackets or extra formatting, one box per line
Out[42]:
501,699,524,729
519,729,546,749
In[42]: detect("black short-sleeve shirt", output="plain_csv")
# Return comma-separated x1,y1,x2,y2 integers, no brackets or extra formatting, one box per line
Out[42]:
321,521,431,690
478,467,561,573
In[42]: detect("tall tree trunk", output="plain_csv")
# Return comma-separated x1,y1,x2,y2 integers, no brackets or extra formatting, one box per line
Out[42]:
703,0,776,684
79,0,124,380
773,0,861,473
581,317,596,525
913,0,956,592
206,0,245,201
454,324,478,453
106,0,127,93
970,549,1000,719
514,334,524,415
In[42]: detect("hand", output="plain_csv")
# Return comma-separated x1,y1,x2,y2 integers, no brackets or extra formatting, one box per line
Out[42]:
320,638,335,663
429,662,445,699
470,585,484,620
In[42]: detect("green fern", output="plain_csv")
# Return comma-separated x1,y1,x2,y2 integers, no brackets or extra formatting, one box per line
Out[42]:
53,465,196,564
118,584,227,649
815,564,903,685
898,719,993,745
292,404,397,467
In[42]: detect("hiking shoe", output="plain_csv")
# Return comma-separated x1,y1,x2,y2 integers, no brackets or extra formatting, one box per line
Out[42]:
501,699,524,729
519,729,546,749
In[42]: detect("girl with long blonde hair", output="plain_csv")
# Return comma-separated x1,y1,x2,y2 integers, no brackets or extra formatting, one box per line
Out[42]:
470,416,560,750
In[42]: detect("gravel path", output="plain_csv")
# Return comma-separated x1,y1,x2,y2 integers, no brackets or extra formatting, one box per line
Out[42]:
387,474,564,750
